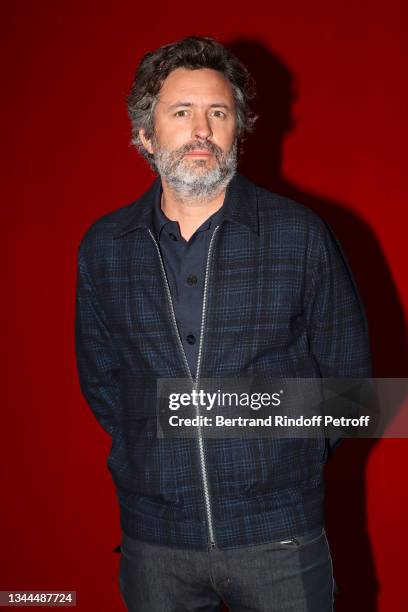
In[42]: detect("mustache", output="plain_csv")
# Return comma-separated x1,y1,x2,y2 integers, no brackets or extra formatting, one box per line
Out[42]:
177,140,223,157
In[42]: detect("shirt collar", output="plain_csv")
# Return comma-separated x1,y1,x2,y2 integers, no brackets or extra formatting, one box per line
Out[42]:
153,185,228,241
114,172,260,239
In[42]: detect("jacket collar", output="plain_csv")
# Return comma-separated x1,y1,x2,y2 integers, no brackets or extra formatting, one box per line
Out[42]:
113,172,259,238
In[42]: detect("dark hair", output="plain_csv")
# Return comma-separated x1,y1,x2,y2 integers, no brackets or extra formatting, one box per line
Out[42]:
127,35,257,165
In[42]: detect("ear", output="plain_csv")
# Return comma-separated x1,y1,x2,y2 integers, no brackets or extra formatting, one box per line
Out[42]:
139,128,154,155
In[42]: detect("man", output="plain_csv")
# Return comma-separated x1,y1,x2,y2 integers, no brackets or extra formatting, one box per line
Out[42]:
75,36,371,611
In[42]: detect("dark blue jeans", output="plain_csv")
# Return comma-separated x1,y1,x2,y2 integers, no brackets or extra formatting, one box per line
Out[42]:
118,527,335,611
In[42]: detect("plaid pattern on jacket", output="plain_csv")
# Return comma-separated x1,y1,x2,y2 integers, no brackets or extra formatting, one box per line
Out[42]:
75,173,371,550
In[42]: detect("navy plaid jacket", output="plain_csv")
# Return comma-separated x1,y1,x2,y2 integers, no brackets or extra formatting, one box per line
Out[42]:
75,173,371,550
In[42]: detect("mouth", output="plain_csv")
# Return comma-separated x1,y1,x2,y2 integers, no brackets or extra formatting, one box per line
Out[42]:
184,150,213,157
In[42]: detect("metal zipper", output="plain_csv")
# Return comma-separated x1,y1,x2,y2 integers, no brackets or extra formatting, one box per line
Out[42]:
194,225,221,549
148,226,220,549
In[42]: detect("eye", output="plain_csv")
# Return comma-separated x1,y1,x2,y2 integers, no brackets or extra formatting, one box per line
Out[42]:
175,109,189,117
211,110,226,119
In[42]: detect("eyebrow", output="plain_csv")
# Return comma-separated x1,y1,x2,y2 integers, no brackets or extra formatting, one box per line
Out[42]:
166,101,232,111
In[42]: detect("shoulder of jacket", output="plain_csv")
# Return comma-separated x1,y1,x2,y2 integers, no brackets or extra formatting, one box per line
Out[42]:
255,184,328,233
77,199,140,256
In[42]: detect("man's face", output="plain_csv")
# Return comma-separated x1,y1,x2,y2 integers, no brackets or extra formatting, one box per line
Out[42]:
139,67,238,199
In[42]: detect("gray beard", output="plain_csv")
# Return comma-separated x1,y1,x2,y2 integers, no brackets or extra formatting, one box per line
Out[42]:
153,139,238,202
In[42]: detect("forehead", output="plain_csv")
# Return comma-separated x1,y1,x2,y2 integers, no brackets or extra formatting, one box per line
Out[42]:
158,67,235,105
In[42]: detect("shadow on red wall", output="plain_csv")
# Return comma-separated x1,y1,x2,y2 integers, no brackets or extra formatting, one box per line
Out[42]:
222,38,408,612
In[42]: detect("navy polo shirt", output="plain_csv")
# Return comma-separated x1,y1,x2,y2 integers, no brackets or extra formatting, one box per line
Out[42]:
153,189,227,379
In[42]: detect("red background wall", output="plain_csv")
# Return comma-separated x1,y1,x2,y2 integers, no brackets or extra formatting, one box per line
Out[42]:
3,1,408,610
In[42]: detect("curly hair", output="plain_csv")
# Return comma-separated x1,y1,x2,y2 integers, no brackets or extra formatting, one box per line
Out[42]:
127,35,257,166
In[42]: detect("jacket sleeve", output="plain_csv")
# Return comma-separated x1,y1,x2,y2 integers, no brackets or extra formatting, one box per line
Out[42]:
304,221,372,454
75,247,121,436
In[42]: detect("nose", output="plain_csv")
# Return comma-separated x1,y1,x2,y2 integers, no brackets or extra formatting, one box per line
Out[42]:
192,112,212,140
